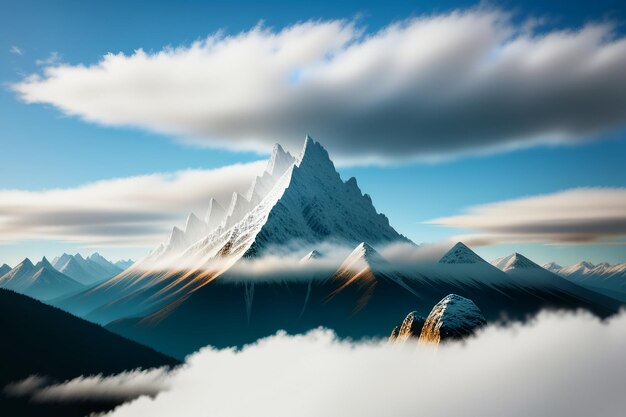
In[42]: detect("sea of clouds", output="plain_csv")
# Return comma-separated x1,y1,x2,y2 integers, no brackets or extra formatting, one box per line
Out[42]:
7,309,626,417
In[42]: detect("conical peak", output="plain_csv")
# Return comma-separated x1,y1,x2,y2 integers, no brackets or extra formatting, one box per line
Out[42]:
300,249,322,262
351,242,387,264
37,256,54,269
439,242,486,264
20,258,34,268
266,143,295,177
205,198,226,226
185,212,204,230
493,252,540,271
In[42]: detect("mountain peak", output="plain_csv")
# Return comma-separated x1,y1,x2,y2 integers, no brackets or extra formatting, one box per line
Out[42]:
204,198,226,229
300,250,322,262
575,261,595,270
492,253,540,272
297,135,334,169
20,258,34,268
338,242,388,274
543,262,563,273
439,242,486,264
266,143,295,177
35,256,54,270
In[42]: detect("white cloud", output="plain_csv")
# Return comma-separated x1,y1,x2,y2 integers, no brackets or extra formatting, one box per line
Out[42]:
35,51,61,66
0,161,265,247
10,310,626,417
427,187,626,246
11,9,626,164
9,46,22,56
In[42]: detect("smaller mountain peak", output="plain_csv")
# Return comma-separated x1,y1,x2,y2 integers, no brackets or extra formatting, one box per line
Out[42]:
20,258,34,268
492,252,540,272
266,143,295,177
345,242,387,266
346,177,358,188
205,198,226,229
439,242,486,264
300,250,322,263
543,262,563,272
575,261,595,270
37,256,54,269
185,212,205,231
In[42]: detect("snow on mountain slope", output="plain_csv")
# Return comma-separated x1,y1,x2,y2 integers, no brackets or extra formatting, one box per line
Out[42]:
418,294,486,345
133,143,296,270
542,262,562,273
159,136,410,271
439,242,488,264
491,252,621,306
204,198,226,230
51,253,122,285
547,261,626,298
0,257,83,300
300,250,322,262
491,253,540,272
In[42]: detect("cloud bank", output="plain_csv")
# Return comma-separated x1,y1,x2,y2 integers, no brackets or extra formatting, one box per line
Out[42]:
9,310,626,417
428,187,626,246
0,161,264,247
12,9,626,164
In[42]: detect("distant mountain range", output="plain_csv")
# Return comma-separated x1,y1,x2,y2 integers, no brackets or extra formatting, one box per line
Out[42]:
542,261,626,301
0,253,133,301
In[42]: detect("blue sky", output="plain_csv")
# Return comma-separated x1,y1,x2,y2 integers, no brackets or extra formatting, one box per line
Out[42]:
1,0,626,266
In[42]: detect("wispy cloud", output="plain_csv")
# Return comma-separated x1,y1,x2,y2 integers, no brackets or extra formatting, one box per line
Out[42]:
427,187,626,246
11,9,626,164
0,161,265,248
9,46,22,56
35,51,61,66
8,310,626,417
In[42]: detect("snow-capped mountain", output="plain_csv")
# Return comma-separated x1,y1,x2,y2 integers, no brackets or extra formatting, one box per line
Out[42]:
543,262,563,273
132,136,408,275
51,252,123,285
439,242,488,264
300,250,322,262
134,143,297,270
418,294,486,345
544,261,626,299
491,252,540,272
0,257,83,300
490,252,621,305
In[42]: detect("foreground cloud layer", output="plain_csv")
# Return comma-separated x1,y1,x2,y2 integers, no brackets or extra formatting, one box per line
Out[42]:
11,310,626,417
428,187,626,246
0,161,264,246
13,9,626,163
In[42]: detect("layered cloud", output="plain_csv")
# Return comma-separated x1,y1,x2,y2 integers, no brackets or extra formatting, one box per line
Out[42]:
9,310,626,417
12,9,626,164
427,187,626,245
0,161,264,247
